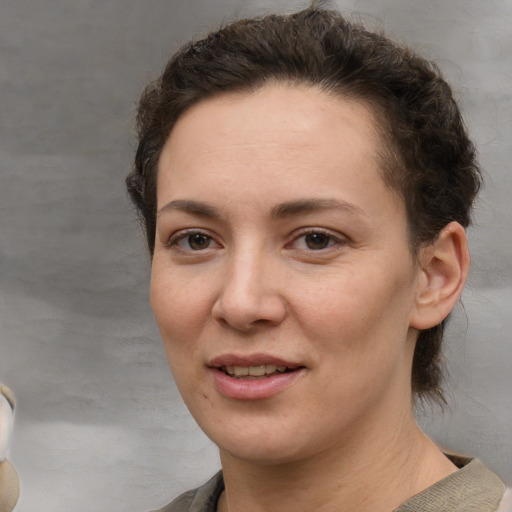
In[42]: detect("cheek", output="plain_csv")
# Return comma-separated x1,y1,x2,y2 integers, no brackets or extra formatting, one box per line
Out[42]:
292,264,416,352
150,273,221,419
150,269,213,362
150,279,211,410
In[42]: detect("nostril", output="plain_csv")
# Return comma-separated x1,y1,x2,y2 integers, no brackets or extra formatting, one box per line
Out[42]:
211,261,287,330
213,314,267,333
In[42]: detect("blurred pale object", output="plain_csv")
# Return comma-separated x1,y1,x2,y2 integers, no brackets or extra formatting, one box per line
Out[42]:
0,385,19,512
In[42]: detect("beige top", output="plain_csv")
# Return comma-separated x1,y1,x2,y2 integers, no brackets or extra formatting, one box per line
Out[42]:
152,457,508,512
395,456,506,511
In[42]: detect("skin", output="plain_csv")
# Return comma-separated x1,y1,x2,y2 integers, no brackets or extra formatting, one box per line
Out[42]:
151,84,468,511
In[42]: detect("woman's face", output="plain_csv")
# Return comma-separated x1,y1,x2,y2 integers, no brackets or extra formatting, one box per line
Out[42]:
151,84,423,464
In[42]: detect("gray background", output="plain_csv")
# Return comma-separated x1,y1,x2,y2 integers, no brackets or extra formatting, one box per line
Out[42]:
0,1,510,510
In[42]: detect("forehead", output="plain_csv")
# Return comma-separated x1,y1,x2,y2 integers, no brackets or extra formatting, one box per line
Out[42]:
169,84,380,146
157,84,404,226
161,84,383,180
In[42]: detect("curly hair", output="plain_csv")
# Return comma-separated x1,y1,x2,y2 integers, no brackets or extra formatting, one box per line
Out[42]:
126,6,481,403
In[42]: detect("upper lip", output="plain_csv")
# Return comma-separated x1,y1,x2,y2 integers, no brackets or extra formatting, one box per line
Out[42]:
208,353,303,368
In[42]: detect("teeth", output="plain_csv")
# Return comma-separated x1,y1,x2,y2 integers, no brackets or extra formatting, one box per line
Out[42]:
248,365,266,377
223,364,292,377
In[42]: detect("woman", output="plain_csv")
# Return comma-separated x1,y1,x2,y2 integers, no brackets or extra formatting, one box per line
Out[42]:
126,5,509,512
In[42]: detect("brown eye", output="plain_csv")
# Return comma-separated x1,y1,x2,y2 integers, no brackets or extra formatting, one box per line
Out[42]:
170,231,220,251
304,232,331,250
186,233,212,250
288,230,342,252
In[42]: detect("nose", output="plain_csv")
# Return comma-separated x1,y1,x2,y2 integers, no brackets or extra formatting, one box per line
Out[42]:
212,249,287,332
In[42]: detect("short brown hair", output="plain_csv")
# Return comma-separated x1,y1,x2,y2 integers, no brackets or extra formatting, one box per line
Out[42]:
127,6,481,403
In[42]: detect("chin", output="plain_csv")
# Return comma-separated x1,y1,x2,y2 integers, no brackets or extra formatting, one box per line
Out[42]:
204,419,328,467
220,441,309,466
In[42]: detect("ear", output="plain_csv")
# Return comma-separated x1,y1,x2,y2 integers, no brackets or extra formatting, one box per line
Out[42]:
410,221,470,330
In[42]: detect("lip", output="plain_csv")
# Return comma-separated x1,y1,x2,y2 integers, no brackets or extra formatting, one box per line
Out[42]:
207,353,306,400
208,353,303,368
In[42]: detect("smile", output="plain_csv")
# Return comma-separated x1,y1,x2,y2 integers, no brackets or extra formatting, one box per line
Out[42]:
208,355,306,399
220,365,292,378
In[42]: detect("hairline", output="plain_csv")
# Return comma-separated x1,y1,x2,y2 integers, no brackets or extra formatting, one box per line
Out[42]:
151,78,416,254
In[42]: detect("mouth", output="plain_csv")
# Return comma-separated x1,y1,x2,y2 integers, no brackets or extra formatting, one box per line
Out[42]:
208,355,305,399
218,364,301,379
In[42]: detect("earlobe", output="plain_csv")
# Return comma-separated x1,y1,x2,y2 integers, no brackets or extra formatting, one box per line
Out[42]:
410,222,470,330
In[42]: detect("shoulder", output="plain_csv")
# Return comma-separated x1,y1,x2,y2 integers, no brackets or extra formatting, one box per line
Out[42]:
149,472,224,512
395,457,506,512
150,489,197,512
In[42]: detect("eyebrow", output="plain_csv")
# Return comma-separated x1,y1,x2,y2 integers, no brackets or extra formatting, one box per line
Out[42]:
270,198,366,218
157,197,366,219
157,199,222,219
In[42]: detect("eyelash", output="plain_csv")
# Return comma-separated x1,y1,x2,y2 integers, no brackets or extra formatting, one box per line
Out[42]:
166,228,345,253
287,228,346,251
167,229,220,251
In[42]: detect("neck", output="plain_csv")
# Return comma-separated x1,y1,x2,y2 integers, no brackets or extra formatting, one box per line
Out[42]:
217,402,456,512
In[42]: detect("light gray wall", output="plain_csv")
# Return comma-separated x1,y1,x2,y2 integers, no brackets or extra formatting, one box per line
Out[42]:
0,1,510,510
